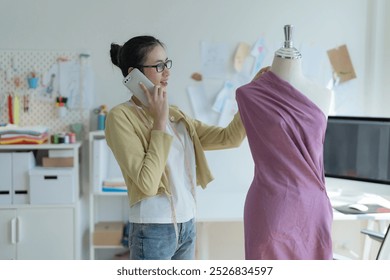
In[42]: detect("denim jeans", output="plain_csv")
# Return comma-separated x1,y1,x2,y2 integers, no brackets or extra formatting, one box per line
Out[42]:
128,218,196,260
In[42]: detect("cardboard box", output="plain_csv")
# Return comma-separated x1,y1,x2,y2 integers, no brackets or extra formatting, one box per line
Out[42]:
42,157,74,167
93,221,124,246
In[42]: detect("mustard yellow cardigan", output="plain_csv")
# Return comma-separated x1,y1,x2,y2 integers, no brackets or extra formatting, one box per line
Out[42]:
105,101,246,206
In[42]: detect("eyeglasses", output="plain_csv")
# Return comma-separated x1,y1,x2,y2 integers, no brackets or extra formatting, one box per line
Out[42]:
138,60,172,73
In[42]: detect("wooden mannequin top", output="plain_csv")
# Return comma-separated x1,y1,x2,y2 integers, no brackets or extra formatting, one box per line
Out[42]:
270,55,331,117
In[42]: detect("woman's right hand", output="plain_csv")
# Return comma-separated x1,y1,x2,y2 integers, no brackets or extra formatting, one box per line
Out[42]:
140,83,168,131
251,66,271,81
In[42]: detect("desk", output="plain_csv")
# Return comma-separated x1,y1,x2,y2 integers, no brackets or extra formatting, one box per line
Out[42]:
333,211,390,259
195,190,390,260
330,191,390,259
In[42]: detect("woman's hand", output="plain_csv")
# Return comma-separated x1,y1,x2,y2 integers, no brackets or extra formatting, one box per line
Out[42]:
251,66,271,81
140,83,168,131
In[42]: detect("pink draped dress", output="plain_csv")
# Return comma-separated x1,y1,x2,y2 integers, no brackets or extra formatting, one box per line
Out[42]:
236,71,333,260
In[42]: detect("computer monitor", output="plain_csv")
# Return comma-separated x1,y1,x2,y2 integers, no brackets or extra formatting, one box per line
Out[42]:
324,116,390,185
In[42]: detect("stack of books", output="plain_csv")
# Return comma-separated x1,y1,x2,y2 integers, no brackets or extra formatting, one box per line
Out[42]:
102,178,127,193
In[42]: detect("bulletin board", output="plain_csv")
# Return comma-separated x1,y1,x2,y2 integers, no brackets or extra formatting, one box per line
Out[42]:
0,50,93,135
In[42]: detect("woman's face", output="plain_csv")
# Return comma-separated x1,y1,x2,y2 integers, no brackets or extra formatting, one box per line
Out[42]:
142,45,170,91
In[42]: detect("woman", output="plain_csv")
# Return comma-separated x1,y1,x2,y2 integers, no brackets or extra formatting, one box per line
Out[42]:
106,35,247,260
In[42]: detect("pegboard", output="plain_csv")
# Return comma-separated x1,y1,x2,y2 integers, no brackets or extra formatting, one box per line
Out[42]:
0,50,93,135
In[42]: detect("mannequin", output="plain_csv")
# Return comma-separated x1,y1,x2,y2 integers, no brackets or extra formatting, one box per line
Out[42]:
270,25,331,116
235,25,333,260
270,56,331,117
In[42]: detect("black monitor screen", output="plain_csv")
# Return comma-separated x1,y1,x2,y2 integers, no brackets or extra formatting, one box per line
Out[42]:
324,116,390,185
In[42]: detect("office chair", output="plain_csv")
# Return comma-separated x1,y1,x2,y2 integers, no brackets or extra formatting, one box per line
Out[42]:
361,224,390,260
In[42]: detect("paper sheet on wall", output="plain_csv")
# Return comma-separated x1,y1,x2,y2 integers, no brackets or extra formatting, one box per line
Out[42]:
58,61,80,107
40,63,59,101
327,44,356,84
218,99,237,127
200,41,230,79
250,37,268,77
42,60,94,109
234,42,251,72
59,60,94,109
300,43,332,87
212,80,235,113
187,84,214,124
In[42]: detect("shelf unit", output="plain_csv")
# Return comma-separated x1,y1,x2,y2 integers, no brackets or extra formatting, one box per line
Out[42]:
0,142,82,260
88,131,129,260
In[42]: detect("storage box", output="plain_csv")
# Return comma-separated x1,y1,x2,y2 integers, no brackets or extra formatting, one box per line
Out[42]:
93,221,124,246
42,157,74,167
29,168,75,204
0,153,12,205
12,152,36,204
0,152,36,205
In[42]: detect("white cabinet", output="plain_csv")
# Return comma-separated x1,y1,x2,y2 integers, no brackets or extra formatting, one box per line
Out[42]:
88,131,128,260
0,142,82,259
0,207,74,259
0,209,16,258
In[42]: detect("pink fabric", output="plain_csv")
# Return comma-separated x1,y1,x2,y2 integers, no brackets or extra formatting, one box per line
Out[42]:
236,71,333,260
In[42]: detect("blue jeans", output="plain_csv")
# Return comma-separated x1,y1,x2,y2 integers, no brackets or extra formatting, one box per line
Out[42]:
128,219,196,260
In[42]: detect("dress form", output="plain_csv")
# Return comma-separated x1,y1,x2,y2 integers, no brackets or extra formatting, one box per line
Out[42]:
270,25,331,117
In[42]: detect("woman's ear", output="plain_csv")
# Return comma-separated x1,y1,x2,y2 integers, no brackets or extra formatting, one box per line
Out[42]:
128,67,134,74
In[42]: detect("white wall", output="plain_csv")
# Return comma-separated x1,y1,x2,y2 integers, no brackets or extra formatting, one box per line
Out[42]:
364,0,390,116
0,0,374,114
1,0,389,259
377,0,390,116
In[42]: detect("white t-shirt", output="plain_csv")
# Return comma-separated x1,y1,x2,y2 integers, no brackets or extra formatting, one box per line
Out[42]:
128,121,196,223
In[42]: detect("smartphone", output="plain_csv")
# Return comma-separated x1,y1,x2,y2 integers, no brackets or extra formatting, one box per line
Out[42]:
123,68,155,107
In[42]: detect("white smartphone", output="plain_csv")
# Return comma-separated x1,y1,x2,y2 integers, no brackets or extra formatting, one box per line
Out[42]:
123,68,155,107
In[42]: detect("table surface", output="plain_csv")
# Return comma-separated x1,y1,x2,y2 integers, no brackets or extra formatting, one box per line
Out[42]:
196,189,390,222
